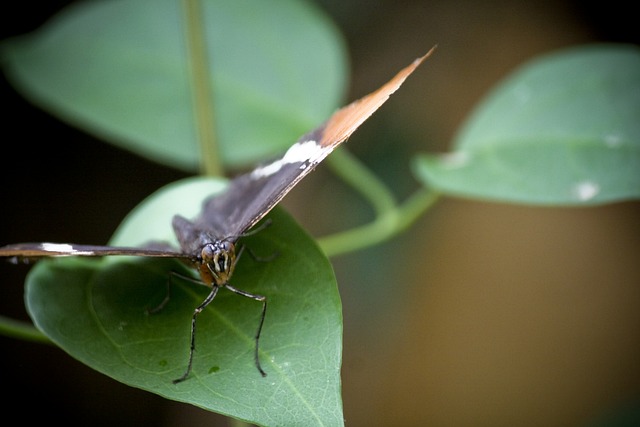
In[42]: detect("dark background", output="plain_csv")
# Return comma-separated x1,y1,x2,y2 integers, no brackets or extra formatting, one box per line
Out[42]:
1,1,638,426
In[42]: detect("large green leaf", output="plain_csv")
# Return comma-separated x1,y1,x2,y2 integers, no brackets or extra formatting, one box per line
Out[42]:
414,44,640,205
24,177,344,427
1,0,347,171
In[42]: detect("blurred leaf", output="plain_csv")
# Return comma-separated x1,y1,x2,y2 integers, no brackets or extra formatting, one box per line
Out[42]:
414,44,640,205
25,177,344,426
1,0,347,171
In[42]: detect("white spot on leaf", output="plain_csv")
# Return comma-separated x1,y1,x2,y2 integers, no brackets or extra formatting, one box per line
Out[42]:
440,152,470,169
573,181,600,201
603,133,622,148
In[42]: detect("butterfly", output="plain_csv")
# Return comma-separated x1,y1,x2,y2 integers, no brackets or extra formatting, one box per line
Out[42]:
0,46,435,383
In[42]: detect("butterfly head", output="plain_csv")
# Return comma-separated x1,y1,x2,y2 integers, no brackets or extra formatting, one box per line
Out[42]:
198,240,237,286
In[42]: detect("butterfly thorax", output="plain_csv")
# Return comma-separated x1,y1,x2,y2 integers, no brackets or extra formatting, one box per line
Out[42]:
196,240,237,287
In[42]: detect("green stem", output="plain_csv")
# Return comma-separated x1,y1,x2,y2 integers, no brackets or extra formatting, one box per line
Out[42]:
319,150,440,257
182,0,222,176
318,187,439,257
326,148,396,216
0,315,51,344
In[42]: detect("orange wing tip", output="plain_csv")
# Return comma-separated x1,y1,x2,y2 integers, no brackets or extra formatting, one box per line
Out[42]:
320,45,437,148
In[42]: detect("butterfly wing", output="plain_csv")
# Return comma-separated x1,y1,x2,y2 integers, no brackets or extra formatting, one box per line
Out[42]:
0,242,188,263
195,47,436,238
1,49,435,259
194,125,325,239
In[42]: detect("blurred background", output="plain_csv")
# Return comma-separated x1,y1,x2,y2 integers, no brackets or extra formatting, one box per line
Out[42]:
1,1,638,426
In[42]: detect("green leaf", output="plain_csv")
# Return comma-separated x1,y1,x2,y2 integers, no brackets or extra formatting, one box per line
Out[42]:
414,44,640,205
1,0,347,171
24,177,344,427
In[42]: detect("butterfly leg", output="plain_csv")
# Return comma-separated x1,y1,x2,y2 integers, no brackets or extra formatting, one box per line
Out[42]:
225,284,268,377
147,270,205,315
173,284,220,384
236,243,279,264
146,273,173,315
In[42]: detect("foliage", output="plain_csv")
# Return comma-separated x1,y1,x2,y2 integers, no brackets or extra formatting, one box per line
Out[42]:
1,0,638,426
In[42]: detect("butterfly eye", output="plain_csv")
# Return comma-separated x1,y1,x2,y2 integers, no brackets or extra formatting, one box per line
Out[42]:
221,240,234,252
200,244,215,262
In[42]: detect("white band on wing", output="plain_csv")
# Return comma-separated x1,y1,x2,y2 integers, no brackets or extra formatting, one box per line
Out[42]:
250,139,324,179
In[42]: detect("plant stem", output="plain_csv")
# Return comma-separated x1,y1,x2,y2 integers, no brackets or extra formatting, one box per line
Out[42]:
0,315,51,344
182,0,222,176
319,150,440,257
318,187,439,257
326,148,396,216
